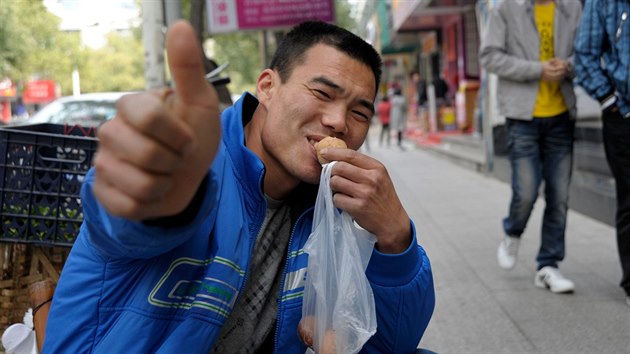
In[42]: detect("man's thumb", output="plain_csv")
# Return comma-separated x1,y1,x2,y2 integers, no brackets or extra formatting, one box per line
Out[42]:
166,20,214,106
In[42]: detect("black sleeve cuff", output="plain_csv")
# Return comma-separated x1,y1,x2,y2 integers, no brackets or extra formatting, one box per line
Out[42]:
597,89,616,104
142,176,209,229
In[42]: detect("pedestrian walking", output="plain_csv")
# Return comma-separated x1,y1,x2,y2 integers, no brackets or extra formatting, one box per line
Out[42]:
42,20,435,353
411,71,428,132
432,74,449,108
390,88,408,149
574,0,630,308
377,95,392,147
480,0,582,293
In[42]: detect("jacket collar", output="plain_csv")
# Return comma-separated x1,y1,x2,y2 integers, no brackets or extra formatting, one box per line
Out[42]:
526,0,569,17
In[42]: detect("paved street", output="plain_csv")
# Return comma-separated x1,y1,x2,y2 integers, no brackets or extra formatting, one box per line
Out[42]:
363,132,629,354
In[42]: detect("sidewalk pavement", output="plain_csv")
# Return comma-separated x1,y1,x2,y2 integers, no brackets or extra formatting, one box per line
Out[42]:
363,133,629,354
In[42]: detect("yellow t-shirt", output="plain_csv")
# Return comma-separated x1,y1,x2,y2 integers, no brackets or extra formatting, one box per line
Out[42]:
533,1,567,117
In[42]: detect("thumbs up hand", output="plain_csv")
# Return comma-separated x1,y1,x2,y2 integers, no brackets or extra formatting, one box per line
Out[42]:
93,20,222,220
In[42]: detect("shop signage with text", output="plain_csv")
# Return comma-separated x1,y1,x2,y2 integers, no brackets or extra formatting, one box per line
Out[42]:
207,0,334,33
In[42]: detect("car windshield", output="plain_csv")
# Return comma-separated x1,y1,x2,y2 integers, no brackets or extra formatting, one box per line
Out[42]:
29,98,119,127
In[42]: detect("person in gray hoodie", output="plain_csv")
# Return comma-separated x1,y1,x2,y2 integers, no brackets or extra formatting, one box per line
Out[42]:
480,0,582,294
390,88,408,149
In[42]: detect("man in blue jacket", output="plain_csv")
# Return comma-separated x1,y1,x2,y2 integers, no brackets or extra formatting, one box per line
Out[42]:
575,0,630,308
44,20,435,353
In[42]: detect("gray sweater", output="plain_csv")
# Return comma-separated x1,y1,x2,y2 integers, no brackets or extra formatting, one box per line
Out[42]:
479,0,582,120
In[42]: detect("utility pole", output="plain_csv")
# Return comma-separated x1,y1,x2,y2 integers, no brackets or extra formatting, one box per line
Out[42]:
142,0,166,89
477,0,496,174
164,0,182,26
260,30,270,69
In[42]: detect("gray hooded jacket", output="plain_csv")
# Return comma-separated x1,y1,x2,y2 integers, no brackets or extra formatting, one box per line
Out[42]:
479,0,582,120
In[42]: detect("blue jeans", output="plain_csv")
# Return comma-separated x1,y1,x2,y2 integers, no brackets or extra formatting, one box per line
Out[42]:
503,113,575,270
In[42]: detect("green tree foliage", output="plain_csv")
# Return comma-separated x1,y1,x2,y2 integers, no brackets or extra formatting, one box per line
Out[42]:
334,0,358,33
0,0,82,91
0,0,144,95
79,31,145,93
210,32,261,94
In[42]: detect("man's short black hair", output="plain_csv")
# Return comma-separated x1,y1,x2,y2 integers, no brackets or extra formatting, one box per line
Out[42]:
269,21,382,98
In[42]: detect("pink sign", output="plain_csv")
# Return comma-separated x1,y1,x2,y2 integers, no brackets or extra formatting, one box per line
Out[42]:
208,0,334,33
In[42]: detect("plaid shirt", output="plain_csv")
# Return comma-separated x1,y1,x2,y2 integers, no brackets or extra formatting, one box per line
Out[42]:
575,0,630,116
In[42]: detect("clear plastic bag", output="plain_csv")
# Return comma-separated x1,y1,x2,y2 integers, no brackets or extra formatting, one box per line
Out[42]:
300,161,377,354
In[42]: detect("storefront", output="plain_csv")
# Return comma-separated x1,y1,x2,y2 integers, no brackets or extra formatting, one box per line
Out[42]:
388,0,481,133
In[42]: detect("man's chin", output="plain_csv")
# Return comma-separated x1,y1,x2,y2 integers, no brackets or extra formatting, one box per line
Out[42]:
299,164,323,185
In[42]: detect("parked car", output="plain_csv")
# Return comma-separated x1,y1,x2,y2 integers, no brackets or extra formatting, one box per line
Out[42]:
22,92,130,127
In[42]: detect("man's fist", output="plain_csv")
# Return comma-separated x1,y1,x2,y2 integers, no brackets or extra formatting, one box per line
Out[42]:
93,21,221,220
541,58,569,82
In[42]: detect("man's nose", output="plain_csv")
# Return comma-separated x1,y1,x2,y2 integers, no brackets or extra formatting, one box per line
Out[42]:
321,107,348,134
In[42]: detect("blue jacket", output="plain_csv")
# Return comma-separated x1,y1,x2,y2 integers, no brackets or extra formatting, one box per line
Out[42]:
44,93,435,354
575,0,630,117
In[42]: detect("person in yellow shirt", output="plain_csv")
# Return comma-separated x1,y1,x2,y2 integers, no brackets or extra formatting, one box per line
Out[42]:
480,0,582,293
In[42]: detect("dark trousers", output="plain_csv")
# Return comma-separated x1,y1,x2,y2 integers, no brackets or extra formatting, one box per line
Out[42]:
380,123,391,146
602,110,630,296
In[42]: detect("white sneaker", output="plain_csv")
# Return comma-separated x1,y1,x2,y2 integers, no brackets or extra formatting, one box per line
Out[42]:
497,236,520,270
534,266,575,294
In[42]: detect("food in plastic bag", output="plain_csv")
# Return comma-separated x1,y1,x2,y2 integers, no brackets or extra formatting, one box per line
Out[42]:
300,161,377,354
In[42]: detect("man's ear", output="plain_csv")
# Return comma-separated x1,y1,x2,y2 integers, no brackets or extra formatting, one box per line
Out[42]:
256,69,277,106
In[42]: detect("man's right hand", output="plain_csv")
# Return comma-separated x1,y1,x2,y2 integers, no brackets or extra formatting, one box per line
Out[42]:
93,20,222,221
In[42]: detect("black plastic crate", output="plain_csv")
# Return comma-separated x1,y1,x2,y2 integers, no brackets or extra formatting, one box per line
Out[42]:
0,123,97,246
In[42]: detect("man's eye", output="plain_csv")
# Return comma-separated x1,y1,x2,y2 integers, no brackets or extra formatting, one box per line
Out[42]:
352,110,370,121
313,89,331,99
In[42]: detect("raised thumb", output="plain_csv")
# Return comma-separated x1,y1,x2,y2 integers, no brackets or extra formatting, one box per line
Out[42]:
166,20,215,107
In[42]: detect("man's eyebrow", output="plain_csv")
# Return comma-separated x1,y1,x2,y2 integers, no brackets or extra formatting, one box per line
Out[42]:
309,76,375,114
310,76,341,91
358,99,375,115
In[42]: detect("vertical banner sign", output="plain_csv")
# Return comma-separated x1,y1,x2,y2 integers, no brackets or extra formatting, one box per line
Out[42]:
208,0,239,33
208,0,335,33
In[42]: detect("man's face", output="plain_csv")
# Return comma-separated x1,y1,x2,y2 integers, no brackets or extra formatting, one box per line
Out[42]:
258,44,376,187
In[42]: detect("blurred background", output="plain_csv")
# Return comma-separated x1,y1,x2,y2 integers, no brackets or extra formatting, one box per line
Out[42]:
3,3,623,353
0,0,362,123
